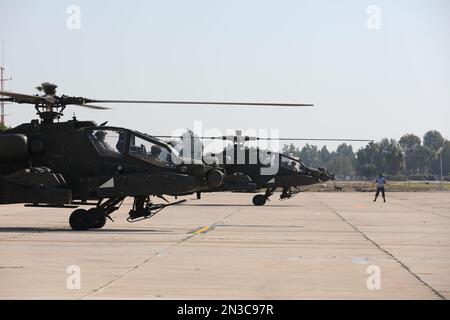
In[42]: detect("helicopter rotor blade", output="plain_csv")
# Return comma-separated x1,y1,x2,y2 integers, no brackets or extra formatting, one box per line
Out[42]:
255,138,375,142
72,103,111,110
2,88,313,108
153,135,373,143
0,90,46,104
87,99,314,108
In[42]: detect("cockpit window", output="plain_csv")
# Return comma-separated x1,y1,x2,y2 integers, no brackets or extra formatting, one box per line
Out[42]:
129,134,176,168
281,155,306,172
88,129,125,158
259,151,275,166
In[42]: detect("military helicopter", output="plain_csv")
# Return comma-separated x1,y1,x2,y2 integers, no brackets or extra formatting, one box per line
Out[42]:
158,131,373,205
0,82,312,229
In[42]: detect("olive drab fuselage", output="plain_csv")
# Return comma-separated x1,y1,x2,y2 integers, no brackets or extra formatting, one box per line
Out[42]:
0,118,216,205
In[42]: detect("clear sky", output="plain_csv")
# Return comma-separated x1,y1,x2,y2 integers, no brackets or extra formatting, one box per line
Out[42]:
1,0,449,152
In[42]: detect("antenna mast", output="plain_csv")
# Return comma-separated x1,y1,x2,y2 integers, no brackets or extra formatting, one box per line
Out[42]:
1,40,12,127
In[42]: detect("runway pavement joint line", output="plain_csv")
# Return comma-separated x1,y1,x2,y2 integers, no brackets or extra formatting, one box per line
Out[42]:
312,194,446,300
77,208,241,299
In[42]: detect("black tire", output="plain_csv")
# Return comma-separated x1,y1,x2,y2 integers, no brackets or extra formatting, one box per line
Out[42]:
87,208,107,229
69,209,92,231
91,216,107,229
252,194,267,206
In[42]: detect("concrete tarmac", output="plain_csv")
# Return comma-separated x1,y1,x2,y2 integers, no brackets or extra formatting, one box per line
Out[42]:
0,192,449,299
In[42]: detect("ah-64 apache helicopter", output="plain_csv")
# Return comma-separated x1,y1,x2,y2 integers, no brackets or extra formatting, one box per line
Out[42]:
0,82,312,230
159,131,373,205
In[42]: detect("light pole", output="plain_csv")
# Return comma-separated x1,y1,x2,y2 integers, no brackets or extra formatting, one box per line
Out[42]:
1,40,12,127
437,147,444,189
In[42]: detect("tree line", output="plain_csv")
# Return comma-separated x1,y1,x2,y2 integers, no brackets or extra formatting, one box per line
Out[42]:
282,130,450,180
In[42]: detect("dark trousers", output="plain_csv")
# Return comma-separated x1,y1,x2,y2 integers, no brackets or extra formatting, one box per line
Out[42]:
375,187,385,198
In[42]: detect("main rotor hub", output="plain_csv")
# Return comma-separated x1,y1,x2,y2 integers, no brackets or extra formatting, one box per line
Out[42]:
34,104,64,123
34,83,65,123
36,82,58,96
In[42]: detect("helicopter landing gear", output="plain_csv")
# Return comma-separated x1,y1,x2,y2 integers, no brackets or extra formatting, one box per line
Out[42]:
69,197,124,230
252,187,275,206
280,186,303,200
127,196,187,222
91,215,107,229
280,187,293,200
252,194,267,206
69,209,93,231
87,208,107,229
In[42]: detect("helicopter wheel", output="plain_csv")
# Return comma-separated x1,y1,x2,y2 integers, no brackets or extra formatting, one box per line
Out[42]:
87,208,107,229
69,209,93,231
91,216,107,229
252,194,267,206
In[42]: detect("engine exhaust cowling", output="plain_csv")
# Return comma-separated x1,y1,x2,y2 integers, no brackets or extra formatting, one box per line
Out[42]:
0,134,29,163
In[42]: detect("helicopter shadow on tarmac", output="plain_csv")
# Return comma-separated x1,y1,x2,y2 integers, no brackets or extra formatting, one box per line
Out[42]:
0,226,175,234
180,202,303,208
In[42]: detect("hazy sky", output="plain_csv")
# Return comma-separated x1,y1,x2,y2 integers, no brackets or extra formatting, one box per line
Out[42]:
1,0,449,151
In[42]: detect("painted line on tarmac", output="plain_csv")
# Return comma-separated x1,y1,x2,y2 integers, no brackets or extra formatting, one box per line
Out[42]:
191,226,215,234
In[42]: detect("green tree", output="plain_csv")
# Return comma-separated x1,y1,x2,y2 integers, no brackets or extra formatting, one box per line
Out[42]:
423,131,446,175
0,123,8,131
423,130,445,154
355,140,403,177
355,142,375,178
399,134,421,151
417,145,432,174
378,138,404,175
282,143,300,158
336,143,355,158
359,163,377,178
443,140,450,177
319,146,331,166
327,143,356,176
399,134,423,175
299,144,320,167
281,133,447,179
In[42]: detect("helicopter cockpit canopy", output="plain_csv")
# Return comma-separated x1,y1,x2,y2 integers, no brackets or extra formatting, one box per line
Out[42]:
280,154,307,173
88,128,126,158
129,133,181,168
87,128,181,168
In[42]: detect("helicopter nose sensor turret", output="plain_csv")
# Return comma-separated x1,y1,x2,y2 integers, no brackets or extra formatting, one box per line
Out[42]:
207,169,224,188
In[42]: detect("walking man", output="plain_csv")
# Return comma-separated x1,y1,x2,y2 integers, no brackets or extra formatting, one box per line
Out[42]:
374,173,387,202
